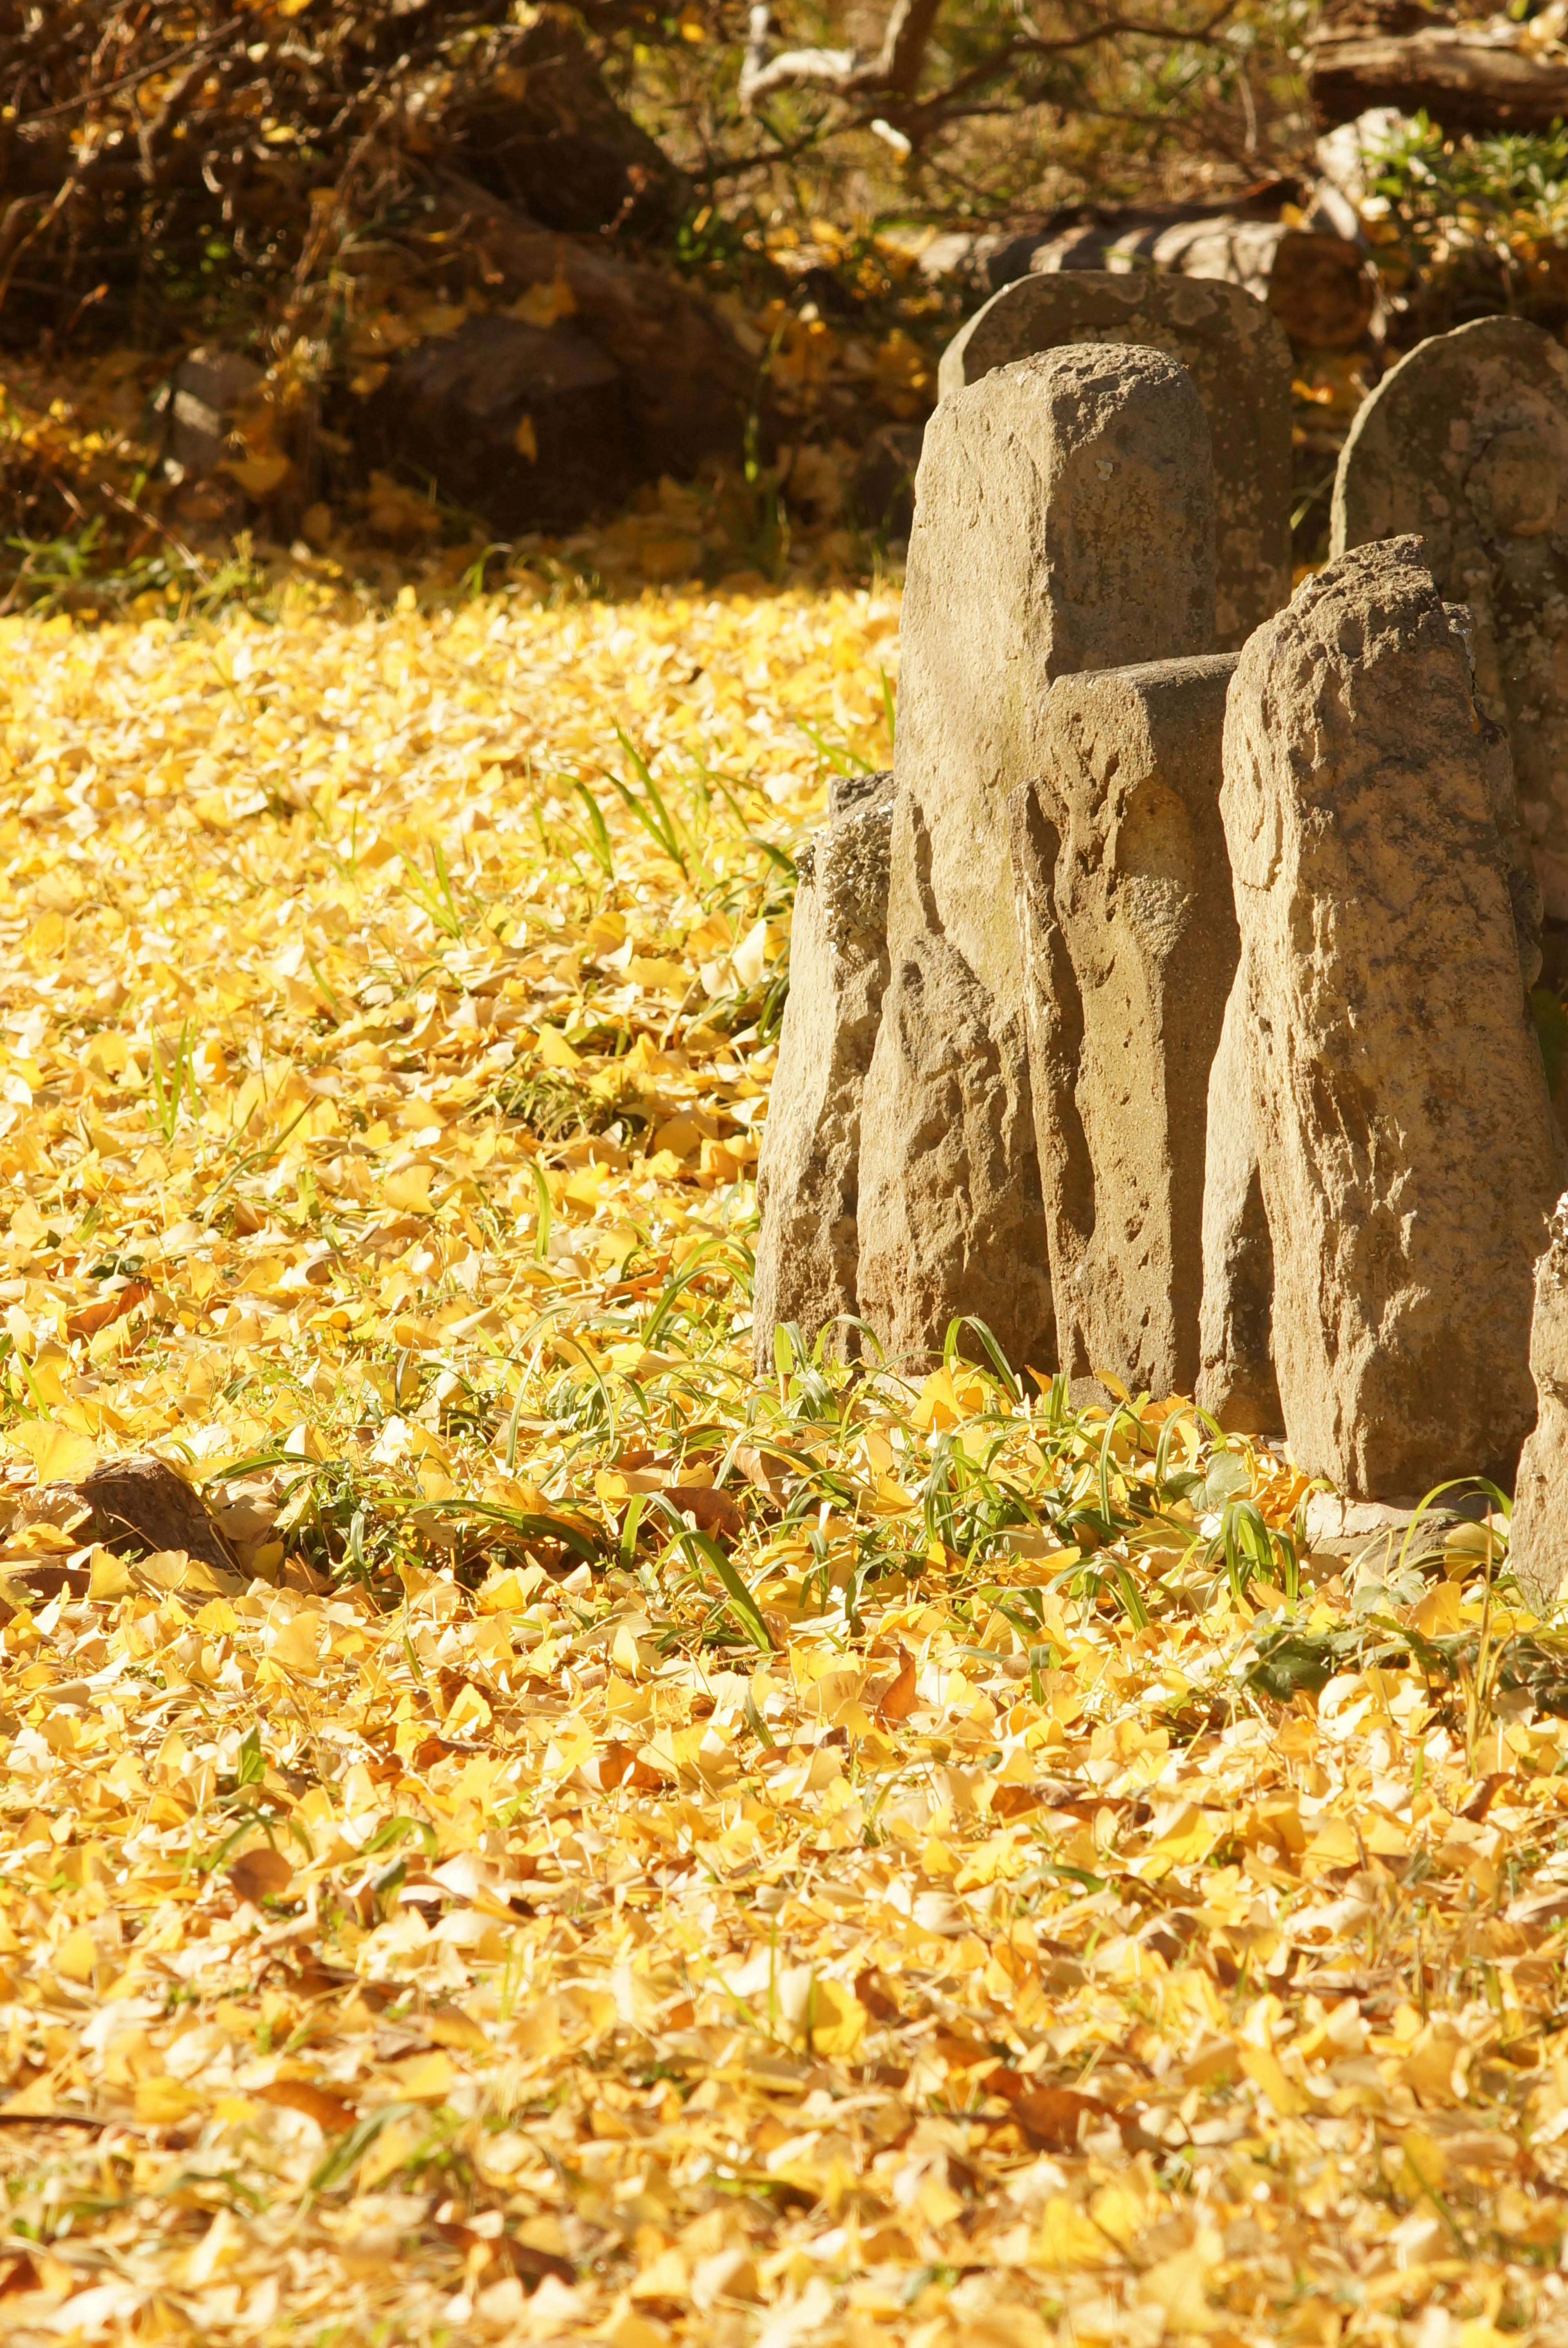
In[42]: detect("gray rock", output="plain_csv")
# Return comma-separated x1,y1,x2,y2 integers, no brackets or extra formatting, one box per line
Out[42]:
752,776,895,1370
1197,972,1282,1435
1332,316,1568,920
1221,535,1564,1499
1510,1195,1568,1610
938,270,1292,649
27,1456,244,1581
855,344,1216,1372
1011,653,1238,1399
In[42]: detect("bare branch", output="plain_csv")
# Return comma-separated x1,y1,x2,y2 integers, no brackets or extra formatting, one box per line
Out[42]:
739,0,944,110
739,0,1241,132
739,6,860,108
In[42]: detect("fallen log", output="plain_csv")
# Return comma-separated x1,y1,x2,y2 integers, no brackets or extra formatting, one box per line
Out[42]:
1023,215,1376,350
1309,24,1568,134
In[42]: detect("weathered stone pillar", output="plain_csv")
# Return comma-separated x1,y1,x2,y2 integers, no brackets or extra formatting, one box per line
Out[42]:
752,772,893,1369
939,271,1291,649
855,344,1216,1372
1010,653,1237,1399
1221,536,1564,1498
1510,1196,1568,1610
1332,316,1568,921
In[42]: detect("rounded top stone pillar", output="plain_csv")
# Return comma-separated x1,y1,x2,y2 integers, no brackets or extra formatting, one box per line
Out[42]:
938,270,1291,649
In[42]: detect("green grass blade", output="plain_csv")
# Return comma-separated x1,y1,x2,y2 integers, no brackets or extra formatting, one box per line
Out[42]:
688,1526,773,1650
531,1160,552,1263
569,780,615,878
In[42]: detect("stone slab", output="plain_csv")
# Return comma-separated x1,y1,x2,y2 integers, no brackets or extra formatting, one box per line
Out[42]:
751,774,894,1369
1508,1195,1568,1610
1197,970,1283,1435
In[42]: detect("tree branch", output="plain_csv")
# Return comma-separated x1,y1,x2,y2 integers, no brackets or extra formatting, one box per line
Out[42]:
739,0,944,110
739,0,1241,132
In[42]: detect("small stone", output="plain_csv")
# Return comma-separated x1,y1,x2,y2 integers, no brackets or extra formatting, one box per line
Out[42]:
27,1455,244,1581
751,775,894,1370
856,344,1215,1370
1510,1195,1568,1609
162,348,262,481
1221,535,1564,1499
1012,653,1238,1399
939,269,1291,648
1301,1492,1468,1571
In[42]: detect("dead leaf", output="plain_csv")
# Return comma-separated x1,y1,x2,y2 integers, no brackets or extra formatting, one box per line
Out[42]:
256,2080,357,2132
65,1280,152,1341
875,1643,917,1725
229,1846,294,1905
992,2075,1115,2152
664,1483,743,1539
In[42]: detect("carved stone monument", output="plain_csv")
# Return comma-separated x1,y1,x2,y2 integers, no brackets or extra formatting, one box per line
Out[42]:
1010,653,1238,1399
939,270,1292,649
854,343,1216,1370
1220,536,1562,1498
1332,315,1568,919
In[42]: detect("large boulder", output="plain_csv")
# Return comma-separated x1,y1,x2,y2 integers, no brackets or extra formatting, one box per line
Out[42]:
441,9,689,237
361,317,636,535
356,179,754,533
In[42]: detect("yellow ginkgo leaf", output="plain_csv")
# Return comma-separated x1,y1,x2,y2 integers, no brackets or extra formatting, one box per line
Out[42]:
14,1420,98,1484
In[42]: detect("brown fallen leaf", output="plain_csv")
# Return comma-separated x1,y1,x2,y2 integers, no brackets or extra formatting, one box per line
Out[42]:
256,2080,359,2133
734,1443,793,1504
875,1642,917,1725
992,1777,1101,1820
230,1845,295,1905
595,1739,637,1789
65,1280,152,1342
854,1966,901,2021
0,2252,40,2297
990,1782,1045,1819
664,1483,744,1539
991,2074,1115,2152
1458,1771,1510,1822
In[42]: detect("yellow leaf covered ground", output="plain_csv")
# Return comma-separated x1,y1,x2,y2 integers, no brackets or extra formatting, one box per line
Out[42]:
0,583,1566,2346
